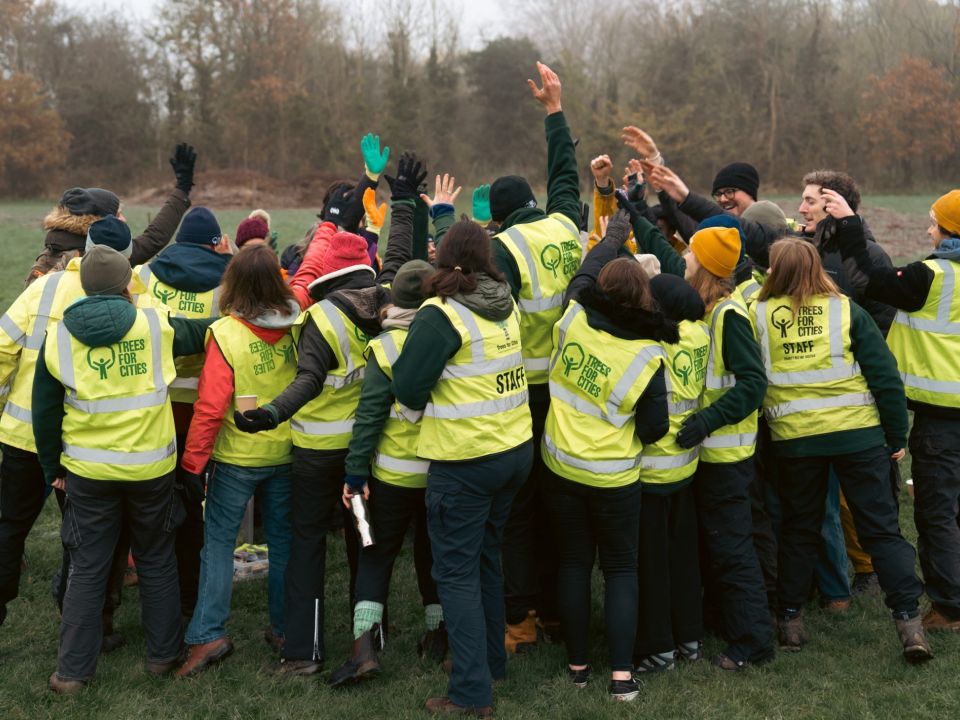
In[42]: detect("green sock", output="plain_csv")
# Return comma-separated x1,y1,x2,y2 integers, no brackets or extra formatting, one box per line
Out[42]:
353,601,384,639
425,603,443,631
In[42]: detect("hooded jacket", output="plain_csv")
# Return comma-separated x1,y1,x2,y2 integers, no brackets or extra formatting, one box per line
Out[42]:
147,242,230,293
32,295,212,482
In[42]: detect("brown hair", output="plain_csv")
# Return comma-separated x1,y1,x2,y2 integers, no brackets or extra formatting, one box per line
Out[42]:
597,258,655,311
687,264,733,312
424,220,504,300
219,244,296,318
801,170,861,212
758,238,840,316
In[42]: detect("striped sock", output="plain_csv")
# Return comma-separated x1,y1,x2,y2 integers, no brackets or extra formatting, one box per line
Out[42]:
353,601,384,639
425,604,443,631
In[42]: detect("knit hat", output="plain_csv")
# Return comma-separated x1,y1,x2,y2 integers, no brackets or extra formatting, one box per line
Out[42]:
249,208,271,227
311,231,374,287
741,200,788,235
235,217,269,247
689,226,741,278
80,245,132,296
176,207,222,245
712,162,760,201
85,215,133,258
489,175,537,222
86,188,121,216
697,214,746,264
650,273,706,322
391,260,434,309
931,190,960,237
59,187,98,216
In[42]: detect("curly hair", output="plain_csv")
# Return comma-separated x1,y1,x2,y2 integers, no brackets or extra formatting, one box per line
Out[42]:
801,170,861,213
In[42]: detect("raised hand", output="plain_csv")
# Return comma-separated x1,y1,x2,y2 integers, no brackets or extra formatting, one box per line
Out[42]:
527,61,562,114
170,142,197,194
603,208,633,247
622,126,661,163
647,164,689,203
361,133,390,177
591,154,614,188
820,188,855,219
420,174,462,209
385,152,428,202
363,188,387,231
472,184,491,223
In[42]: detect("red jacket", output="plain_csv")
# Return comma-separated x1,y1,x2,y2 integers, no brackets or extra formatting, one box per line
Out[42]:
288,221,335,310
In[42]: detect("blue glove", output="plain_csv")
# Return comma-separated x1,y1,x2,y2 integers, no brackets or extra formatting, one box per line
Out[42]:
361,133,390,176
472,185,491,223
344,474,369,492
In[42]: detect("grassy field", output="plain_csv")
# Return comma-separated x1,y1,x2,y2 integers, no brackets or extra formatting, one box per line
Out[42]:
1,199,959,719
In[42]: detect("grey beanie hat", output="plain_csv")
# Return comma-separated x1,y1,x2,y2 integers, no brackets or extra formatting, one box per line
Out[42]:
80,245,132,296
391,260,434,309
741,200,788,235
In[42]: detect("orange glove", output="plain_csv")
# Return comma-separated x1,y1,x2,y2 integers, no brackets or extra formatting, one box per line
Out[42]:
363,188,387,233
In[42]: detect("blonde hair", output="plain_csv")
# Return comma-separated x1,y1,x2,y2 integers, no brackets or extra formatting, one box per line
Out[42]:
687,264,733,312
758,238,840,316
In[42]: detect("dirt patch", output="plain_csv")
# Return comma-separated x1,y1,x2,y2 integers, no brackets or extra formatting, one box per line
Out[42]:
126,169,346,209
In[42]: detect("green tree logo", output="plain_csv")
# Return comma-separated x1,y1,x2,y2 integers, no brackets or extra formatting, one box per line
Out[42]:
152,284,178,305
275,342,295,365
354,326,372,344
86,346,116,380
540,244,562,277
561,342,585,377
771,305,795,339
673,350,693,386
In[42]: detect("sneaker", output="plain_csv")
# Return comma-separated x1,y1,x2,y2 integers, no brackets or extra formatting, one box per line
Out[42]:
922,608,960,632
634,652,675,674
851,572,880,597
566,665,590,689
895,616,933,664
676,641,703,662
609,677,640,702
777,614,808,652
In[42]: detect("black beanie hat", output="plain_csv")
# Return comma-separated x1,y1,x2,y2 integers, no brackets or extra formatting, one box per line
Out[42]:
86,215,133,257
86,188,121,216
391,260,434,309
176,207,222,245
650,273,706,323
711,162,760,201
489,175,537,222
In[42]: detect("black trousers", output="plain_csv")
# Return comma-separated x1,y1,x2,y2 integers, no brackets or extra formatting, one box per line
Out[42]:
502,396,558,625
751,418,778,609
911,413,960,616
0,443,47,617
354,477,437,608
174,431,204,619
281,446,358,662
777,445,923,616
545,471,640,672
636,483,702,657
695,459,774,663
58,472,183,681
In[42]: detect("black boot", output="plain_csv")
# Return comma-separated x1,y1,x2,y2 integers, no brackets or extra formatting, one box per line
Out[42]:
328,627,382,687
417,622,448,664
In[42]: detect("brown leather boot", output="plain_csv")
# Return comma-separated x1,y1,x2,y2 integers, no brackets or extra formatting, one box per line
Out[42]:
328,628,382,687
896,616,933,664
922,607,960,632
777,614,808,652
175,637,234,678
425,697,493,717
48,672,85,694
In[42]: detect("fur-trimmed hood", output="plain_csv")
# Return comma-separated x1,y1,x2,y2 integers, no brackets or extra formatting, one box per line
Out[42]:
43,206,99,253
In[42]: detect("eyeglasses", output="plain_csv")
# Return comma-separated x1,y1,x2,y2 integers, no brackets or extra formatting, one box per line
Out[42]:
713,188,739,200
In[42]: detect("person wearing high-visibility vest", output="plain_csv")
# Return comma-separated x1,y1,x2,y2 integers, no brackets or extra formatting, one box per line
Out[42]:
836,188,960,632
133,206,232,621
541,210,674,701
631,209,775,670
172,245,300,678
489,61,582,653
0,216,168,637
751,237,930,663
327,259,442,688
30,246,214,693
390,220,532,717
634,273,709,675
232,153,418,675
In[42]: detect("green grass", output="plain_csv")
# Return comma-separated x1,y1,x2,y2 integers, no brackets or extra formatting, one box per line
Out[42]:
2,199,959,719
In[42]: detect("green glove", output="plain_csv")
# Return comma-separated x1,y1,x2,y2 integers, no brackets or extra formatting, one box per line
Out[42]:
361,133,390,177
472,184,491,224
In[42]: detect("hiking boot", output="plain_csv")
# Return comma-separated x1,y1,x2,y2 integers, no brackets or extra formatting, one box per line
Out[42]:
851,572,880,597
777,614,808,652
922,608,960,632
270,658,323,676
264,629,284,653
48,672,85,694
896,616,933,664
566,665,590,689
634,652,675,674
676,640,703,663
820,598,851,615
609,677,640,702
424,696,493,717
175,637,234,678
418,623,449,664
504,610,537,654
712,653,748,672
328,629,382,688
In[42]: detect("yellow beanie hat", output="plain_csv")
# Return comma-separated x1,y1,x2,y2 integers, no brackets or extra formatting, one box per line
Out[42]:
932,190,960,237
690,226,741,278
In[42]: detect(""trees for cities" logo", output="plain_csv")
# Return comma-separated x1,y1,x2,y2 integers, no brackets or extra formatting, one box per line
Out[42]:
86,346,116,380
561,342,585,376
771,305,795,338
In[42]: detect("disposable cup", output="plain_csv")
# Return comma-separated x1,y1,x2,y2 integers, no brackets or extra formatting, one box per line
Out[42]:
236,395,258,413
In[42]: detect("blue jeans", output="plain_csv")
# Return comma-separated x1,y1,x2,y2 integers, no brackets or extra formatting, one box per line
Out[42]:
185,462,292,644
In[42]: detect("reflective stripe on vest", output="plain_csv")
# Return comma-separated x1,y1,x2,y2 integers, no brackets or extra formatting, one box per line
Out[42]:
704,297,738,391
373,451,430,476
766,392,874,420
641,448,699,470
501,225,564,314
64,439,176,466
3,400,31,424
290,418,355,435
702,431,758,449
893,260,960,335
0,271,64,350
424,393,529,420
542,431,640,475
171,376,199,390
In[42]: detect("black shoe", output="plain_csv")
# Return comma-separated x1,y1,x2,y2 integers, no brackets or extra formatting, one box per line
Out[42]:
417,623,448,664
566,665,590,689
327,628,382,688
609,677,640,702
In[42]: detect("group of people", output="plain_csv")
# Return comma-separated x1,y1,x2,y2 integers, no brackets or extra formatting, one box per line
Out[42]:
0,60,958,716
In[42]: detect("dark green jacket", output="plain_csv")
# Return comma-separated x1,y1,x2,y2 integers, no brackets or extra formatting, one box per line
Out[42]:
344,357,394,478
32,296,212,483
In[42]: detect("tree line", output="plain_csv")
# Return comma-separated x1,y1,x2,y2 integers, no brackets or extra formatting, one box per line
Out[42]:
1,0,958,199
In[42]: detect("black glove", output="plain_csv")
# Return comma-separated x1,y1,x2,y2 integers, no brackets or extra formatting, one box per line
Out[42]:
179,470,207,504
234,406,279,433
337,182,369,234
169,142,197,194
603,209,633,248
676,412,710,449
626,175,647,205
385,152,427,202
578,202,590,233
615,188,643,228
321,184,354,226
